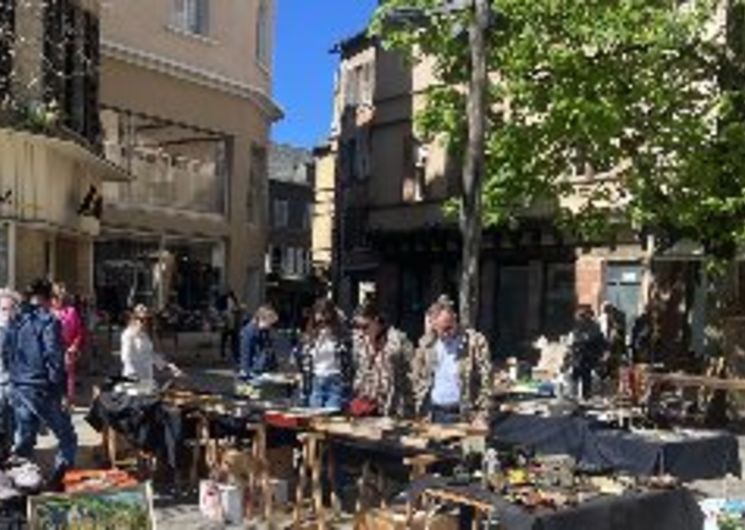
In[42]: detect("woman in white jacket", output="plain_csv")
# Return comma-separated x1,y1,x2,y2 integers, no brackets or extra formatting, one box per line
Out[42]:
120,304,181,391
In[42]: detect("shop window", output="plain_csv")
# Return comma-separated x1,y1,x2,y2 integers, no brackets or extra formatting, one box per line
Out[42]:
173,0,209,36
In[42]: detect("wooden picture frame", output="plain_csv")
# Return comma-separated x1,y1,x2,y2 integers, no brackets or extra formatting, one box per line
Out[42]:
27,482,155,530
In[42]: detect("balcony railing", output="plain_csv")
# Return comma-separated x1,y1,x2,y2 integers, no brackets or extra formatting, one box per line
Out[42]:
101,107,229,215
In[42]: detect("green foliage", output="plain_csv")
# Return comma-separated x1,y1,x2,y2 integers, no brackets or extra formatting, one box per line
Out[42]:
372,0,745,262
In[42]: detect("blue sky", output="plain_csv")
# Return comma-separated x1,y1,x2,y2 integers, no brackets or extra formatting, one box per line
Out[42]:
271,0,378,149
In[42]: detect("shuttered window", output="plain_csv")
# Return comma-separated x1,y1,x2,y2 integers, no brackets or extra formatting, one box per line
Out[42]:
173,0,209,36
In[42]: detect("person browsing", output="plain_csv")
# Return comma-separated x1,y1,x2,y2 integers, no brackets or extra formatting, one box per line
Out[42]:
120,304,182,392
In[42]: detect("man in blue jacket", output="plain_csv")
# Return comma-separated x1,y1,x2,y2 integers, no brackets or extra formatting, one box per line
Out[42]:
10,279,77,488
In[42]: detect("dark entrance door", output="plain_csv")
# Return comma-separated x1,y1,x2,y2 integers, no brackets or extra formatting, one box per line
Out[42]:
605,263,643,335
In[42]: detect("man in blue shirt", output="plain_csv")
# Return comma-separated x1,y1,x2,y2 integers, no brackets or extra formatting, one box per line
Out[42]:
412,295,493,425
430,334,462,422
9,279,77,489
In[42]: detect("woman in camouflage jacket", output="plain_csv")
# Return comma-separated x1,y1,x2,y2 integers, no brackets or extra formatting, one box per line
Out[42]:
351,303,415,418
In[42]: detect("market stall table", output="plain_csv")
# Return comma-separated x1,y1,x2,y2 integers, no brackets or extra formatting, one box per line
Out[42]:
303,418,485,525
646,372,745,392
407,477,704,530
592,428,740,481
490,412,741,480
86,390,189,472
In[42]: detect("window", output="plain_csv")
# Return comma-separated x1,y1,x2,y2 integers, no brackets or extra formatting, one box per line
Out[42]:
0,1,14,102
344,62,373,107
345,65,362,107
42,0,101,144
273,199,288,228
282,246,293,275
302,203,312,230
249,145,268,224
295,248,306,276
256,0,272,67
271,246,281,272
173,0,209,36
265,246,273,274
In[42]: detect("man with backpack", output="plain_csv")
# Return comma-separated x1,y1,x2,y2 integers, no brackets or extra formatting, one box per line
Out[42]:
9,279,77,489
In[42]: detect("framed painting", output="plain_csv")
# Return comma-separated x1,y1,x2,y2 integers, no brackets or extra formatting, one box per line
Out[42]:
27,482,155,530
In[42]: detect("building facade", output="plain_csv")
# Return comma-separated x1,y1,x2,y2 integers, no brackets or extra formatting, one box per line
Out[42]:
96,0,281,319
326,33,690,358
311,142,336,288
0,0,127,296
265,143,317,326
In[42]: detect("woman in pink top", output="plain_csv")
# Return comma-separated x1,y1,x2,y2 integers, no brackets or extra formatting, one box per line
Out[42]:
51,283,84,406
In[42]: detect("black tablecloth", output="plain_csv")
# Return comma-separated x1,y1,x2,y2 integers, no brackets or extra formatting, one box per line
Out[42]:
490,414,604,463
490,413,741,480
86,392,192,469
408,478,703,530
593,429,741,481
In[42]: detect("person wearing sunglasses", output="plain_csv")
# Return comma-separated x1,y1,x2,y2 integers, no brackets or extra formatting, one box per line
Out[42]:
120,304,182,392
350,302,414,418
296,299,352,409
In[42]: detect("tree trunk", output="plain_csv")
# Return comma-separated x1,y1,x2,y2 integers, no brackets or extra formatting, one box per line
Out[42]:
459,0,489,328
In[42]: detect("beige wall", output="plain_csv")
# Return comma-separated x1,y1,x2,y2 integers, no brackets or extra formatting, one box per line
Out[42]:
100,57,268,298
14,226,93,296
15,226,48,292
0,129,102,237
100,0,273,95
312,147,336,269
332,41,453,232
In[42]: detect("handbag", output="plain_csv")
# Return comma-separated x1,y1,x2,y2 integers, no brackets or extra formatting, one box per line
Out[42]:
349,397,378,417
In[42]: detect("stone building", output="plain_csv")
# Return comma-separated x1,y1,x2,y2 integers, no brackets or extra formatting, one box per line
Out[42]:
323,30,713,359
95,0,282,317
265,143,317,326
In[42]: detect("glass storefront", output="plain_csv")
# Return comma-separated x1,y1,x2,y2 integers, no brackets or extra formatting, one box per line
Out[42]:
94,234,224,328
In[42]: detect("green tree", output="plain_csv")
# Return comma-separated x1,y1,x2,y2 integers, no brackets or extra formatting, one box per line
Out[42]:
373,0,745,321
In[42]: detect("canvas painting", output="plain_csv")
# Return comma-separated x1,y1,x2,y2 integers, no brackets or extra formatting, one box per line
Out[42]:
27,482,155,530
